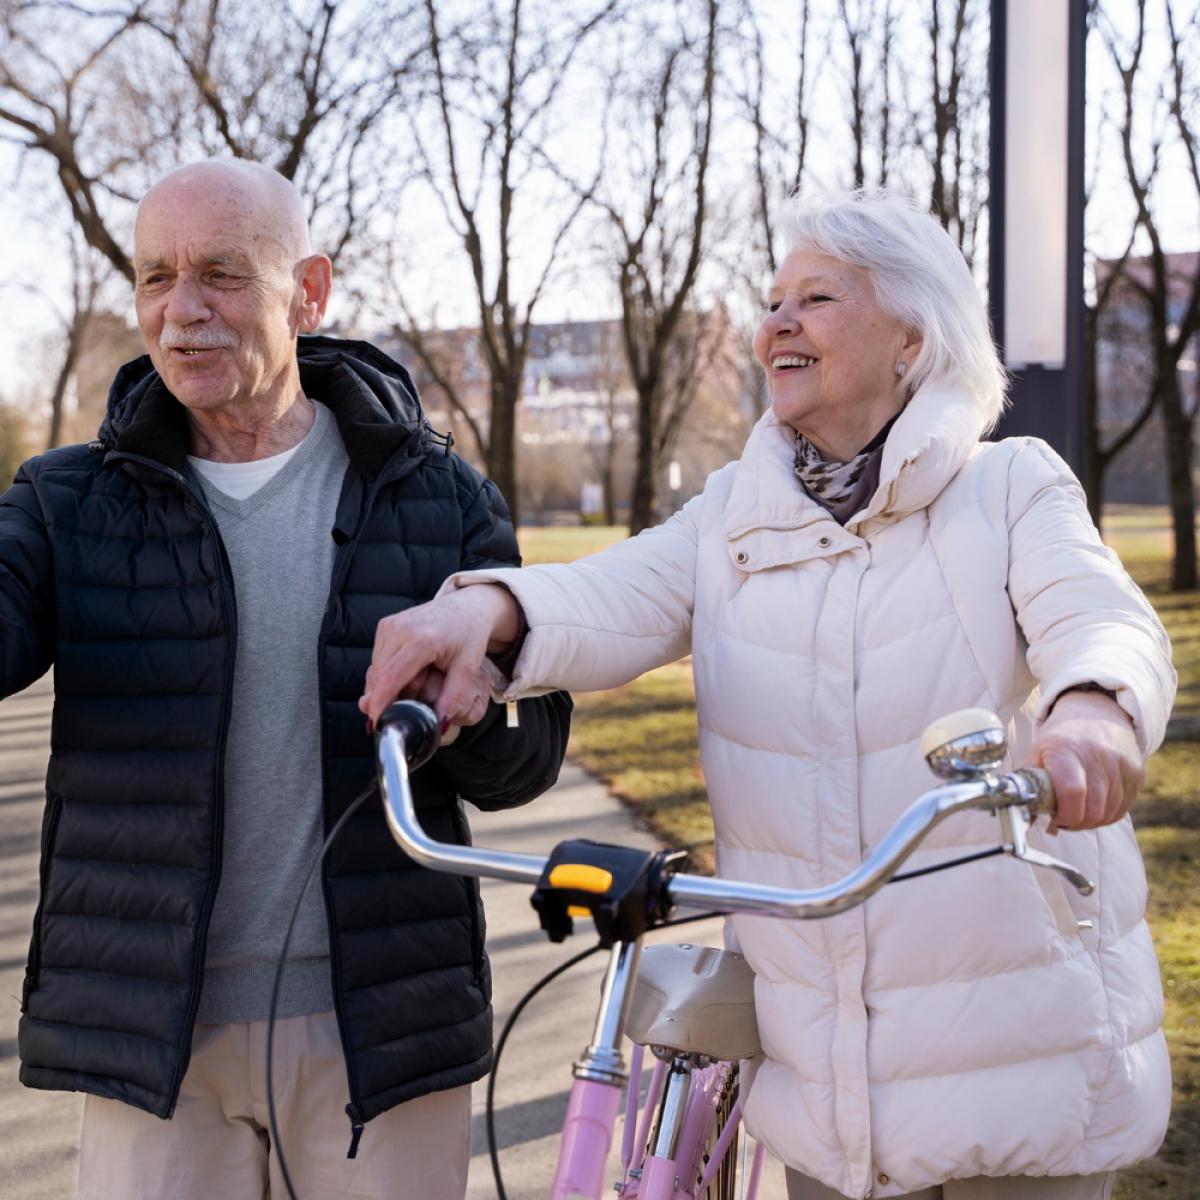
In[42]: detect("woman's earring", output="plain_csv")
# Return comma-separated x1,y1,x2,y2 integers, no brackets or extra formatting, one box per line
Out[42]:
895,361,908,378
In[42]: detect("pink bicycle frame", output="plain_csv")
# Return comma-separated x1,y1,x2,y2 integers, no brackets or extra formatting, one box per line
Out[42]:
548,940,763,1200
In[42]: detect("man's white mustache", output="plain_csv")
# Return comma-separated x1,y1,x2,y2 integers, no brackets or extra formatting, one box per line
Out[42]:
160,325,236,351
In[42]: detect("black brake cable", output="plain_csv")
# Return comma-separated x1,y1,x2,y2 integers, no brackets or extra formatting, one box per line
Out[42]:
889,846,1004,882
266,780,376,1200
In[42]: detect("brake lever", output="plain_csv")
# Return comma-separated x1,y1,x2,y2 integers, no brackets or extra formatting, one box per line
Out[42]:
996,799,1095,896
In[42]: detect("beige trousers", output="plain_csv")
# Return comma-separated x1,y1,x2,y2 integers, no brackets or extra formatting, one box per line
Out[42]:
78,1010,471,1200
784,1168,1115,1200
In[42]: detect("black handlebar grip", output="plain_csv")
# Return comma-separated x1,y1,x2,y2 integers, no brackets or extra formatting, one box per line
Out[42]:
377,700,441,772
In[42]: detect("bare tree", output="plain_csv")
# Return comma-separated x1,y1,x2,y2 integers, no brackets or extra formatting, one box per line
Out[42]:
580,323,633,526
585,0,718,534
737,0,814,278
0,1,423,281
0,5,144,280
1100,0,1200,589
380,0,615,524
1082,237,1160,525
837,0,876,189
43,234,109,449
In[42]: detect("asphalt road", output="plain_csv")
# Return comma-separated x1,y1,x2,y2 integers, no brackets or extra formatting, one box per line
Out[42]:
0,676,784,1199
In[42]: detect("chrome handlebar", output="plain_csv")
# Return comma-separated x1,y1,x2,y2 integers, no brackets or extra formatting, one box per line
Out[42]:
376,702,1095,921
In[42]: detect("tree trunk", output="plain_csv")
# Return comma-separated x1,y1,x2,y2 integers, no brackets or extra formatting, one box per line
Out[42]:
1160,374,1197,590
46,321,85,450
602,440,617,526
628,382,659,535
487,378,520,528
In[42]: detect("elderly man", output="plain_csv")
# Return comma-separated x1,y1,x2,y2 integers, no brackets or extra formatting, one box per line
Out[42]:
0,160,570,1198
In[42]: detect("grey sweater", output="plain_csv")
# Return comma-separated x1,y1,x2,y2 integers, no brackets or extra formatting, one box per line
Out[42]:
192,402,349,1023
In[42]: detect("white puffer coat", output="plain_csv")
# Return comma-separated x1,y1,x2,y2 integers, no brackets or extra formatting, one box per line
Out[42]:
454,383,1175,1198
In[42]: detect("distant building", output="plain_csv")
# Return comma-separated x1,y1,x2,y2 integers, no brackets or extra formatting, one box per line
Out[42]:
380,318,636,449
379,312,752,522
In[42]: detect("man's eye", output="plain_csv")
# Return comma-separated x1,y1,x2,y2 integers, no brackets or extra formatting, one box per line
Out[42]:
809,294,832,303
765,301,781,313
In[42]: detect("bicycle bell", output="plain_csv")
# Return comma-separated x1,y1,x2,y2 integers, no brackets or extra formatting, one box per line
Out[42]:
920,708,1006,780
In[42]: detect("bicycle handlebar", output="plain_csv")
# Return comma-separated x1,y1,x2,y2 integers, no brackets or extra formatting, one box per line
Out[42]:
376,701,1092,921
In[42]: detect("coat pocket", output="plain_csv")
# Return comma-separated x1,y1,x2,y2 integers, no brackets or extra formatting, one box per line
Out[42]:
22,790,64,1011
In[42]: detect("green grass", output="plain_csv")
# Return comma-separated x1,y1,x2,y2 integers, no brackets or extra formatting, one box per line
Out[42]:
1104,507,1200,722
520,508,1200,1197
518,524,626,565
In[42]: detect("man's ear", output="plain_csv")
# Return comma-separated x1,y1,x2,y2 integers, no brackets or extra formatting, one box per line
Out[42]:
294,255,333,334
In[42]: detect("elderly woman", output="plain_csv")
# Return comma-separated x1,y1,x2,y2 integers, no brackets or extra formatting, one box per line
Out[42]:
360,192,1174,1200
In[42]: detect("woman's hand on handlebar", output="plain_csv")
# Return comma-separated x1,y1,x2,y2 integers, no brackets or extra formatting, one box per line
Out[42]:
1028,690,1145,833
359,584,523,729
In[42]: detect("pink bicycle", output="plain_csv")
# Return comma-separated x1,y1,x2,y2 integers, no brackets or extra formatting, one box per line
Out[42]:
376,705,1092,1200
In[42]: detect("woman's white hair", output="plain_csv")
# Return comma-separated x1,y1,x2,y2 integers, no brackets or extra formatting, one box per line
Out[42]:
777,190,1009,430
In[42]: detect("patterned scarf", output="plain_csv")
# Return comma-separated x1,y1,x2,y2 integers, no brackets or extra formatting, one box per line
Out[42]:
793,415,898,525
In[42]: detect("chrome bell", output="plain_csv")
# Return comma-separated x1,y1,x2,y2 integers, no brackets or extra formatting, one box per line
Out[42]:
920,708,1006,780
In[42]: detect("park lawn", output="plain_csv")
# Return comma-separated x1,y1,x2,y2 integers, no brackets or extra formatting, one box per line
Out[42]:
520,512,1200,1198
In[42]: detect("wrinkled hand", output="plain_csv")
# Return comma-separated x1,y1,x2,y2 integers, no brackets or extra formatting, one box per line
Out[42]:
395,664,491,742
359,585,520,729
1027,690,1144,833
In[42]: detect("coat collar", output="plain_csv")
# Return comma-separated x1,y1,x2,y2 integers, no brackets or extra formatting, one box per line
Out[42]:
723,380,987,562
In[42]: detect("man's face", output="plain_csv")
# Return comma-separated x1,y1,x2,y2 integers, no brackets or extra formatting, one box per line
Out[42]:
133,183,304,414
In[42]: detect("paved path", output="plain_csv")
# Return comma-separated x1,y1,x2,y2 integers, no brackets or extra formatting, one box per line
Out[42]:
0,676,784,1199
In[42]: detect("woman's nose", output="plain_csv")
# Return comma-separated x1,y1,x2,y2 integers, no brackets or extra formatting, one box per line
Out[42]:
763,299,800,336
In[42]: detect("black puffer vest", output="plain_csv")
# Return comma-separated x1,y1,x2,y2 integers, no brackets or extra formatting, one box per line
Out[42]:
1,336,570,1134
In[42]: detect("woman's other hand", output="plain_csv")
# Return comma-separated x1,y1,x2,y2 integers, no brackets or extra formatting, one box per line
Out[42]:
359,584,522,729
1028,690,1145,833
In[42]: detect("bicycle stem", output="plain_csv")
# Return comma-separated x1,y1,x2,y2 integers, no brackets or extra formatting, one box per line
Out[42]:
574,939,643,1085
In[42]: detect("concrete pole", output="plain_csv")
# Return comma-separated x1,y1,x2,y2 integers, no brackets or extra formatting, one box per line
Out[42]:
990,0,1088,470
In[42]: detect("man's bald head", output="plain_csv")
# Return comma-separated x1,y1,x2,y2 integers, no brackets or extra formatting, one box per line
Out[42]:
136,159,311,265
132,158,332,422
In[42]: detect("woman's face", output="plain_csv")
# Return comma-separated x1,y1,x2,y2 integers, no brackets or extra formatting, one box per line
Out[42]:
754,249,920,459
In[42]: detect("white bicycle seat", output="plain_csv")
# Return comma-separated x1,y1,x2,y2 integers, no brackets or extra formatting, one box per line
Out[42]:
625,943,760,1061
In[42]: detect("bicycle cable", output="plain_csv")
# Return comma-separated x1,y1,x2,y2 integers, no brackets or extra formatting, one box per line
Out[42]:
889,845,1004,882
266,780,375,1200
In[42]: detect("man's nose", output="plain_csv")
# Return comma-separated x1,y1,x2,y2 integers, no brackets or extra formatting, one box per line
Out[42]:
162,275,211,324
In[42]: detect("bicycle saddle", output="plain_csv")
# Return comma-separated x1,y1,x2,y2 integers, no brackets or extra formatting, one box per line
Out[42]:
626,943,761,1061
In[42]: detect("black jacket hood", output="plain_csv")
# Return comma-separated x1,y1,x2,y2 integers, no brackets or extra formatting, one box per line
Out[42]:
97,335,444,482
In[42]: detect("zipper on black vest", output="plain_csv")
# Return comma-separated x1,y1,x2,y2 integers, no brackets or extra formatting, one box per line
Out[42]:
318,446,432,1127
106,451,238,1117
345,1102,365,1158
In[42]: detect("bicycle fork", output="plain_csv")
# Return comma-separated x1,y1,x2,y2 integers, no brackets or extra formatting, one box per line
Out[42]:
626,1056,762,1200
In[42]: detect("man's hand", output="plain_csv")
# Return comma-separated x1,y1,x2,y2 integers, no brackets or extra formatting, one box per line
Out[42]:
1027,690,1145,833
359,584,522,729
